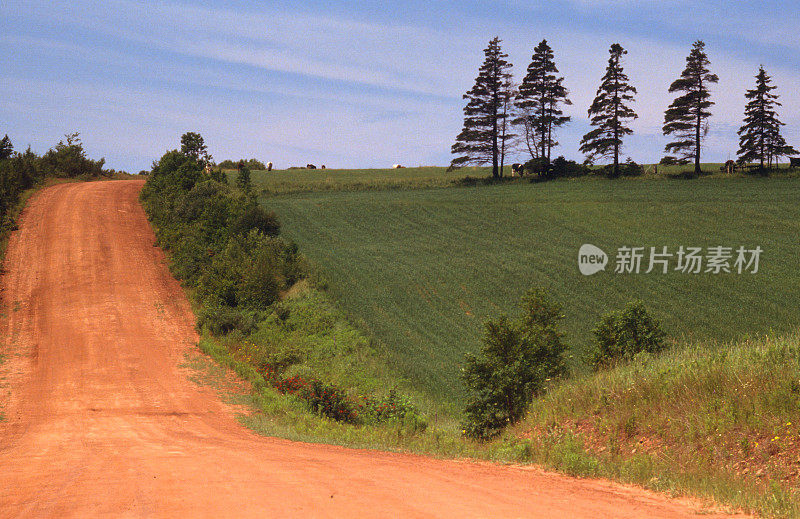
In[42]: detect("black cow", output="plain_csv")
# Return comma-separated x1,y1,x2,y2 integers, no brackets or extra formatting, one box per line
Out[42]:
306,163,317,169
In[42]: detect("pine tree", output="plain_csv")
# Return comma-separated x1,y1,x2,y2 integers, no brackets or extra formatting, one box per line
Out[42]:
663,41,719,175
0,135,13,160
451,37,514,178
579,44,637,177
737,66,797,169
515,39,571,172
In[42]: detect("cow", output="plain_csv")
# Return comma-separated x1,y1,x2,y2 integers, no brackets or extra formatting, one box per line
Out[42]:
511,163,524,177
321,165,326,169
721,160,736,174
267,162,273,171
306,164,317,169
790,157,800,169
392,164,404,169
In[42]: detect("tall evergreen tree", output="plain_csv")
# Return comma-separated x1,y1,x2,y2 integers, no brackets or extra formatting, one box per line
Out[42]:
663,41,719,175
579,44,637,177
737,66,797,169
0,135,13,160
451,37,514,178
515,39,571,171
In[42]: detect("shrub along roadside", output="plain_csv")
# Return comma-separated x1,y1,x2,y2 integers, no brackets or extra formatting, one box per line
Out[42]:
590,301,666,370
141,134,425,429
462,288,568,439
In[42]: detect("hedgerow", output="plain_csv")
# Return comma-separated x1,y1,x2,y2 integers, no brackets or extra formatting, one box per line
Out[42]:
141,134,425,429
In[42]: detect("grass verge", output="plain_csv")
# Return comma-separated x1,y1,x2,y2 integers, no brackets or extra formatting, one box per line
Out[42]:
514,333,800,518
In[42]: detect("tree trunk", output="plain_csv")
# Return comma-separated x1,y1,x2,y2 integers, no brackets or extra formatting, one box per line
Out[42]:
695,78,702,176
613,75,620,178
492,85,499,179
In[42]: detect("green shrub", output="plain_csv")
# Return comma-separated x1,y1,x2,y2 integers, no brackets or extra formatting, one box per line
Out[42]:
42,133,108,178
462,287,568,440
196,231,286,309
197,305,259,336
360,388,427,431
236,164,252,192
590,301,666,370
231,205,280,237
550,156,590,178
218,158,265,170
603,158,643,178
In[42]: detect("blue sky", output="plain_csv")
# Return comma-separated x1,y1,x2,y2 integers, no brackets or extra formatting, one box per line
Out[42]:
2,1,798,171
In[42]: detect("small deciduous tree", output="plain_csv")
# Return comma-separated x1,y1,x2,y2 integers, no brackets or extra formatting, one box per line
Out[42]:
451,37,514,178
180,132,212,164
663,41,719,176
515,39,571,173
737,66,797,169
462,288,568,439
580,44,637,178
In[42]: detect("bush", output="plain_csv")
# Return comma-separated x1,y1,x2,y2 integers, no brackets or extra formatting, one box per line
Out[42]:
659,156,688,166
231,205,280,237
236,164,252,192
590,301,666,370
462,287,568,440
218,158,266,170
603,158,643,178
619,159,643,177
42,133,108,178
360,388,427,430
523,157,550,177
197,305,258,336
551,156,590,178
275,375,359,423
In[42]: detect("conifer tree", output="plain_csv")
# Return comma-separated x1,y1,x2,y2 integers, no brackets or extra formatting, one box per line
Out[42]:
663,41,719,175
0,135,13,160
515,39,571,171
737,66,797,169
451,37,514,178
579,44,637,177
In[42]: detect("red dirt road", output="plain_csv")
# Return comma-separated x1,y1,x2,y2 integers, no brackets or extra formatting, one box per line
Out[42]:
0,180,745,518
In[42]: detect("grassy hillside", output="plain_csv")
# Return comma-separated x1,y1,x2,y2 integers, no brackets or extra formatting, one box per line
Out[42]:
265,177,800,410
514,333,800,518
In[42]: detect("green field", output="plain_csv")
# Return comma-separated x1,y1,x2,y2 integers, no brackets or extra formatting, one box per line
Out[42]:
238,163,799,196
262,176,800,409
233,166,480,195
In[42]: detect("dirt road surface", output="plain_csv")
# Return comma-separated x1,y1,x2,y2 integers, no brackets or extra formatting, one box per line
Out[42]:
0,180,746,518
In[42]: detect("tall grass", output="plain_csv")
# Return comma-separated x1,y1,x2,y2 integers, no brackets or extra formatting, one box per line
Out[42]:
516,333,800,517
